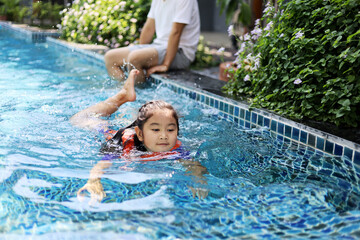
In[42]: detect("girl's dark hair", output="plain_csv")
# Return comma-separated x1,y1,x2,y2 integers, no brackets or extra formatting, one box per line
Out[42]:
129,100,180,133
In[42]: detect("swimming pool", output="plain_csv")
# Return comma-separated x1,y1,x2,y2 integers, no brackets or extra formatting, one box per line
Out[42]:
1,24,360,239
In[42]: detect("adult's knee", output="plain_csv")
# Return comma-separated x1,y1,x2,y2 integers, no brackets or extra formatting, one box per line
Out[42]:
127,48,157,69
104,48,129,66
127,51,140,66
104,49,117,65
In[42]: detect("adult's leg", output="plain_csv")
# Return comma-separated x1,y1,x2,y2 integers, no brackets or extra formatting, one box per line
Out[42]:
127,48,159,83
104,47,130,81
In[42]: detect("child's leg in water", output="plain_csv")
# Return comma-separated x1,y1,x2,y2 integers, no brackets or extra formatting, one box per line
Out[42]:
70,69,139,130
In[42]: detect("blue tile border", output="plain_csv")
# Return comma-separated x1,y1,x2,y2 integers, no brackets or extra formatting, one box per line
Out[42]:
0,21,60,43
2,21,359,165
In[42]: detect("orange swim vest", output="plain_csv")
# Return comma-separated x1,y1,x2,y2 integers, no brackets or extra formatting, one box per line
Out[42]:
106,128,185,161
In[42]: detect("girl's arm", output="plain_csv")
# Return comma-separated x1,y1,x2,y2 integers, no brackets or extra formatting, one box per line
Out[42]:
77,160,113,202
180,160,209,199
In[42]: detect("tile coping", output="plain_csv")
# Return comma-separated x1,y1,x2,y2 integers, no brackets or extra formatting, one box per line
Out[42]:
1,21,359,164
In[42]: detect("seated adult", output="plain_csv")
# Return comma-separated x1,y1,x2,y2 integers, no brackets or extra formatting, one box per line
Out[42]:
104,0,200,83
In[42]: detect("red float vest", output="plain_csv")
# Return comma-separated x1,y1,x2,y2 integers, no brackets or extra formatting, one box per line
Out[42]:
115,128,183,161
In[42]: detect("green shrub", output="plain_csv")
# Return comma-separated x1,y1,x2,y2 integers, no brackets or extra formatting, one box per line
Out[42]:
0,0,29,22
32,1,64,25
60,0,150,48
224,0,360,127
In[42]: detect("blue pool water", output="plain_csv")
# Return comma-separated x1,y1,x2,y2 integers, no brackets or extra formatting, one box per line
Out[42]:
1,28,360,239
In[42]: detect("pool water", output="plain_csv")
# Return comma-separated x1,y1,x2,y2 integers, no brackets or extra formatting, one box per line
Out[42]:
1,28,360,239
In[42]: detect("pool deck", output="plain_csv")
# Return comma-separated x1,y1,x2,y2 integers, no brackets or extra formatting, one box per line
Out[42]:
1,21,359,162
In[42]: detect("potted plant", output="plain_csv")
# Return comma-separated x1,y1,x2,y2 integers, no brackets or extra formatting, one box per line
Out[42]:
0,7,6,21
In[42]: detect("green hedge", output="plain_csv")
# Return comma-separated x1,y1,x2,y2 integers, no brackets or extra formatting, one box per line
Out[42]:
224,0,360,127
60,0,150,48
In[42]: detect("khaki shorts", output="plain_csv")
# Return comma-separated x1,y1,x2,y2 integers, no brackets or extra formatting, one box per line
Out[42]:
128,44,192,70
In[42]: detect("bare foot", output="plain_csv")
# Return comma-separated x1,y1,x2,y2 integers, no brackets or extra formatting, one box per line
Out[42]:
122,69,139,102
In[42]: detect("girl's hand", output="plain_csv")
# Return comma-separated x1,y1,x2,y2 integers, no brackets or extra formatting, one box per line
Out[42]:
77,178,106,203
189,186,209,200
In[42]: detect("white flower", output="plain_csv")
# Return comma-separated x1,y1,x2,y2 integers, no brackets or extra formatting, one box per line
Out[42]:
263,2,274,17
236,42,246,55
294,78,302,84
251,27,262,40
243,33,251,41
217,47,225,53
254,53,261,69
295,30,304,39
264,21,273,31
227,25,234,37
244,75,250,81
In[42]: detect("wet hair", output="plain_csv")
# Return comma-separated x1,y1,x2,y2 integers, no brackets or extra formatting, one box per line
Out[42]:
129,100,180,134
102,100,179,154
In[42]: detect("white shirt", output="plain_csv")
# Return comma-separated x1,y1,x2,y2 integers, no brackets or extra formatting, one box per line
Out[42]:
147,0,200,62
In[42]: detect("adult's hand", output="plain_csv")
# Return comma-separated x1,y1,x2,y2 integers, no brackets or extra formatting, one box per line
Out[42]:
146,64,169,77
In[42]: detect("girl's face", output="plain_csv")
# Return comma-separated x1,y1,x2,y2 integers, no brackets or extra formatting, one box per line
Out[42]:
135,109,178,152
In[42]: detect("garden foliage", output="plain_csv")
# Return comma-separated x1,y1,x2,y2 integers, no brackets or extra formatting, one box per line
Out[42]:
32,1,64,26
224,0,360,127
0,0,29,22
60,0,150,48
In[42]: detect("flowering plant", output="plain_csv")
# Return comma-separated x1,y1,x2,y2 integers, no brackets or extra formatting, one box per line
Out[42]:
59,0,150,48
223,0,360,127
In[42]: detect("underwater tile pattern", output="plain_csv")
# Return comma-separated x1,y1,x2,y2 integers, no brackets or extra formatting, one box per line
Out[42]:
2,21,359,166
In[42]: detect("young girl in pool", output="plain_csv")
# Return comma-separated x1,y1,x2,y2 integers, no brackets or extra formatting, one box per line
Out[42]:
71,69,207,201
71,69,185,158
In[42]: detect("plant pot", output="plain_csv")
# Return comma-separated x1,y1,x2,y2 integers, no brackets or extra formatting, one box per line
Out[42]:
219,61,236,82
